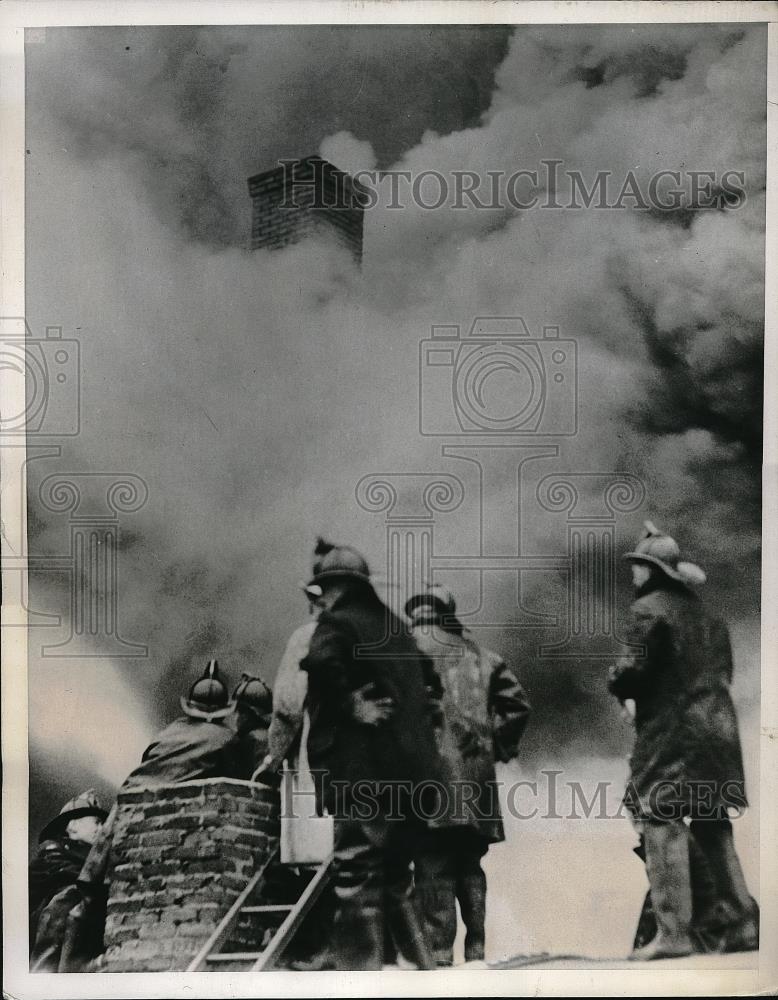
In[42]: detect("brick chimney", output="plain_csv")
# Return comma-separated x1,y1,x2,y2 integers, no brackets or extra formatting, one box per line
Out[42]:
101,779,280,972
248,156,366,262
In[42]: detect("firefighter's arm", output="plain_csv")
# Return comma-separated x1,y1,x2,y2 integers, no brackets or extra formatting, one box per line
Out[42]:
489,660,531,763
608,609,668,700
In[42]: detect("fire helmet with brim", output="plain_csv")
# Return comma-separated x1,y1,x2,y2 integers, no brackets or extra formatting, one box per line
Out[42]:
232,672,273,719
39,789,108,844
180,660,234,720
405,584,457,619
624,521,706,586
307,536,372,587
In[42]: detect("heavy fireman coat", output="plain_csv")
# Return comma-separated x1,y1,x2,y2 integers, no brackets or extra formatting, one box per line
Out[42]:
122,716,246,787
78,715,250,890
29,837,92,947
300,585,446,812
411,622,531,843
608,578,747,820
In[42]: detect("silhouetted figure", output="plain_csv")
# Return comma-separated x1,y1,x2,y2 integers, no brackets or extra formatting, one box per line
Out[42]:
300,538,446,970
29,790,107,971
231,672,274,777
609,522,758,960
78,662,254,930
407,585,531,965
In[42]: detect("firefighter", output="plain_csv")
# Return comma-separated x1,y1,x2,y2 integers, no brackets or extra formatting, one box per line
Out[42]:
78,662,248,914
299,538,445,970
29,790,107,971
122,659,242,787
231,672,274,778
609,522,758,959
407,585,531,966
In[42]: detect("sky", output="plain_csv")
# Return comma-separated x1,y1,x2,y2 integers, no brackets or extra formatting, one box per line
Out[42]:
23,23,765,932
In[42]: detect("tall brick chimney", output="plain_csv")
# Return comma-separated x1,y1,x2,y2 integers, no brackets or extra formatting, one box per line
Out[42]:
248,156,366,262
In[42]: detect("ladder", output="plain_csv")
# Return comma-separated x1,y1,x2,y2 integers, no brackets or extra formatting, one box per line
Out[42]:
187,848,333,972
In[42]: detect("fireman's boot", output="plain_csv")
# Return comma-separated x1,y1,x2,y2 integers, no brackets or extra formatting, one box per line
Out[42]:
332,901,384,970
630,821,694,960
458,868,487,963
415,882,457,967
691,819,759,953
388,897,436,970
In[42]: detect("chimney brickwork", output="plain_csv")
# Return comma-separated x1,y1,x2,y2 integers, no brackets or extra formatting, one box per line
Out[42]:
248,156,365,261
101,779,280,972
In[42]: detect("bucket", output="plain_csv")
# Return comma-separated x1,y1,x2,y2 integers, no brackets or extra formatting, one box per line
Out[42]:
279,710,334,864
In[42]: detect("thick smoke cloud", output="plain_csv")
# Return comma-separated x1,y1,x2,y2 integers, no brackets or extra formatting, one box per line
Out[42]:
25,22,764,865
26,25,510,244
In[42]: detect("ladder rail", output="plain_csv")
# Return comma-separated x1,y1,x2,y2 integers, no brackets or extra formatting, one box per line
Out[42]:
252,855,334,972
186,846,279,972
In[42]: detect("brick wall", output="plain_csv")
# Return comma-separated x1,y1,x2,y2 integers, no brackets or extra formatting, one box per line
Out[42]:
248,156,365,262
101,779,279,972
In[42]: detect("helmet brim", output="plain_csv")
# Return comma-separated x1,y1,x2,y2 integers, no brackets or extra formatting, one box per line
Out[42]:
623,551,686,583
404,592,453,617
180,695,235,721
39,806,109,844
307,569,373,587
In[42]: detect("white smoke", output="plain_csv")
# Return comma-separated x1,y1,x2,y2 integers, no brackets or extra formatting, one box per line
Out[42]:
320,130,376,174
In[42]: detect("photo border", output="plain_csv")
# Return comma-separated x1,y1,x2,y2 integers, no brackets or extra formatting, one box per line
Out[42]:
2,2,775,997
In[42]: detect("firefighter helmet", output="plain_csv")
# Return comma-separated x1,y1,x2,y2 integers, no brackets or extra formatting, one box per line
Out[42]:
624,521,706,585
180,660,234,720
405,583,457,619
232,673,273,719
308,536,372,586
39,789,108,844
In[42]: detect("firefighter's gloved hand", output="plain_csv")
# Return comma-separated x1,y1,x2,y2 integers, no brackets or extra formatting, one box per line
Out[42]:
609,657,634,681
351,683,394,726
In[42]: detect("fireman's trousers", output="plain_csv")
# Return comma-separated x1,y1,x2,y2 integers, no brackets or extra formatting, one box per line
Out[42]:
415,827,490,966
331,815,433,970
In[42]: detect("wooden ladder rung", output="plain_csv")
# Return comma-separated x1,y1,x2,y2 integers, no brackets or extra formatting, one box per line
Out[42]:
242,904,294,914
252,855,333,972
206,952,264,963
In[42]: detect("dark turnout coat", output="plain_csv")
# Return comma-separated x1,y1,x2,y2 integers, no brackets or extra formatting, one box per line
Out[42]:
609,579,747,820
122,715,246,788
29,837,91,948
300,586,446,813
79,715,250,889
411,622,530,843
